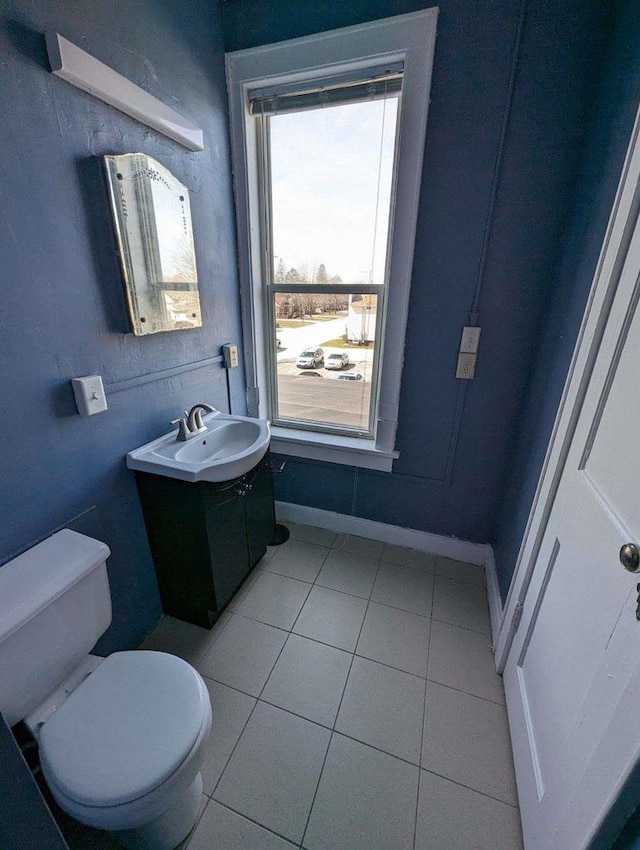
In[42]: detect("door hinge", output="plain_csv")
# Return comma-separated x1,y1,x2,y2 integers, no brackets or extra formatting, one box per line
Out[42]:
511,601,524,630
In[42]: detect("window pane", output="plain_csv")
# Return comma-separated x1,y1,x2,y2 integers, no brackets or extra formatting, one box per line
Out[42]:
270,97,399,286
273,292,378,432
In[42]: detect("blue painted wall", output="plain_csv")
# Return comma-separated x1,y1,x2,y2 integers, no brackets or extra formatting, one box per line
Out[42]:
491,0,640,601
0,0,241,653
222,0,610,545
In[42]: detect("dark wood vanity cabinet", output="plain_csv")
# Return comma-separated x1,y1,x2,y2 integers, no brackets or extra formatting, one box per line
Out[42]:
135,453,277,628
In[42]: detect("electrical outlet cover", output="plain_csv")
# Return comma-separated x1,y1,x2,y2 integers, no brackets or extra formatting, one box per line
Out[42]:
222,343,239,368
456,352,477,380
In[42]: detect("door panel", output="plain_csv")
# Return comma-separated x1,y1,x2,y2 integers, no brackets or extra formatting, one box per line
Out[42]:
204,485,250,609
580,282,640,536
244,455,276,567
503,154,640,848
515,491,631,812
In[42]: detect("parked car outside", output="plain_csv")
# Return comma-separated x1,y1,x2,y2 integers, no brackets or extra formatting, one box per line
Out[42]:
338,373,363,381
296,347,324,368
325,352,350,370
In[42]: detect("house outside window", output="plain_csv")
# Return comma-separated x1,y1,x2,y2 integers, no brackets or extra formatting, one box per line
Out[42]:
226,10,437,471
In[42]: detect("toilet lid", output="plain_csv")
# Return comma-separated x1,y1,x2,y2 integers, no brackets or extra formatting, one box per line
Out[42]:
39,651,209,808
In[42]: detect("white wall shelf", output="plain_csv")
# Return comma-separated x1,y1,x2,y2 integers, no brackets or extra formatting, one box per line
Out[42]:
46,32,204,152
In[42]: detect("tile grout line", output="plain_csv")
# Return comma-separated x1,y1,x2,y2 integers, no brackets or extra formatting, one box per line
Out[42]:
208,693,260,801
199,671,258,701
207,539,331,842
197,583,496,732
229,586,491,642
221,615,496,697
279,537,334,552
260,565,317,585
255,628,298,703
352,649,429,681
158,535,492,832
301,527,464,568
251,547,492,633
413,768,423,850
233,568,316,634
287,544,333,635
203,685,520,813
226,609,291,634
223,573,261,615
206,737,516,840
265,539,333,585
208,581,319,802
264,548,384,589
292,732,331,848
425,561,517,811
417,765,521,810
204,797,301,848
430,615,492,637
425,676,506,707
188,530,507,846
299,552,384,848
202,622,444,694
206,559,493,707
200,678,430,774
198,673,509,788
414,608,433,849
205,547,308,802
191,613,234,667
228,608,376,659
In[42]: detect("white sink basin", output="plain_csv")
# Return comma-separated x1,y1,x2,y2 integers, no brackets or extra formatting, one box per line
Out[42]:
126,411,270,483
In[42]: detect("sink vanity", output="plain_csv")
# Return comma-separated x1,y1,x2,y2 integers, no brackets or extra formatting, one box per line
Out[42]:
127,410,270,484
127,411,275,628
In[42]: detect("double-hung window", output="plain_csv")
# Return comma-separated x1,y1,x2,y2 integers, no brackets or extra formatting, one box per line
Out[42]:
226,11,437,471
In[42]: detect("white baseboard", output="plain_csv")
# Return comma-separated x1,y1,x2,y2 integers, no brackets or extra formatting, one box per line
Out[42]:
484,546,504,648
275,501,488,566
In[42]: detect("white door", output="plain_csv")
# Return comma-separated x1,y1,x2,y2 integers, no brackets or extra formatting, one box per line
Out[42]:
503,112,640,849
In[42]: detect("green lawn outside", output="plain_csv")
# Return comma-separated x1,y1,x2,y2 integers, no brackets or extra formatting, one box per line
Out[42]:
276,320,308,329
276,312,347,329
320,335,349,348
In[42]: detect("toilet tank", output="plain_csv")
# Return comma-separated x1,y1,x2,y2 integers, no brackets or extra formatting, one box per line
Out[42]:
0,530,112,727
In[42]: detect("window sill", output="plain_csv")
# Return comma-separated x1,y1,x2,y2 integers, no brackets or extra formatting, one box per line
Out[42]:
270,426,398,472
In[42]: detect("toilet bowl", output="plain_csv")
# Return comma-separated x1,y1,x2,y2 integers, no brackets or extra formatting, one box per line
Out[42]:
0,530,212,850
38,651,212,849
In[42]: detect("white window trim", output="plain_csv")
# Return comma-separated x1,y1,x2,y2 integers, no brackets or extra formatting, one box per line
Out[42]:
225,9,438,472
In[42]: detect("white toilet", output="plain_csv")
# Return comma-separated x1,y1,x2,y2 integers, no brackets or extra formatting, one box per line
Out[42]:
0,529,212,850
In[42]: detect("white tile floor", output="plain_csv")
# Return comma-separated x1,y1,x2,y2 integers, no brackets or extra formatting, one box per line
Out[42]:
61,523,524,849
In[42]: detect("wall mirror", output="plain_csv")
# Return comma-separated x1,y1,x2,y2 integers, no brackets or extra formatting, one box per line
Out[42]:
103,153,202,335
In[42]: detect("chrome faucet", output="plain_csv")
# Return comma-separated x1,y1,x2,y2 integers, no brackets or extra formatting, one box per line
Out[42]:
170,403,218,442
170,417,193,442
187,403,216,432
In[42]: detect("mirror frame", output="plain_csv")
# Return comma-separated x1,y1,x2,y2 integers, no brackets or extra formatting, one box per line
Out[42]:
103,153,203,335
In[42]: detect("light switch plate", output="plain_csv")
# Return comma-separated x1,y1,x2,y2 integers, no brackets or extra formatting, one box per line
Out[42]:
72,375,108,416
460,326,481,353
